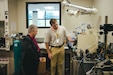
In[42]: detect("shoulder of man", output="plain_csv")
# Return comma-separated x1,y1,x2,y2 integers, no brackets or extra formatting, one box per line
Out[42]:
23,35,32,41
46,28,52,33
20,35,31,51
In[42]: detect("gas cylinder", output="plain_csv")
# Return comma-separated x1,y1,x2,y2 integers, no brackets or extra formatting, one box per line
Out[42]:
13,39,22,75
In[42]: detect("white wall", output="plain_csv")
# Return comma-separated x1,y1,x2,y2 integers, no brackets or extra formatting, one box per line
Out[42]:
61,0,93,36
9,0,93,38
9,0,18,34
93,0,113,43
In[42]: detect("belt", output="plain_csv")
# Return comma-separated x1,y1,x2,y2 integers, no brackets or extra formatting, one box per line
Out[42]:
51,43,64,48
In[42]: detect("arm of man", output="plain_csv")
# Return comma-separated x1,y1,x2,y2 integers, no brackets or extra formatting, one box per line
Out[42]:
67,36,74,42
63,26,74,42
44,30,52,59
45,42,52,59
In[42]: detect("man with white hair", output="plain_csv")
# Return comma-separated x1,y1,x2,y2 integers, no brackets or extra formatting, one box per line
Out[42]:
22,24,41,75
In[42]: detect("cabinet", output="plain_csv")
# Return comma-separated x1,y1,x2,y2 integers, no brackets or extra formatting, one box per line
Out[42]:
0,64,7,75
0,0,8,20
0,0,10,51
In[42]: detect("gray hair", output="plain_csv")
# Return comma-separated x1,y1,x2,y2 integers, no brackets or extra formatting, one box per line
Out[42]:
28,24,37,33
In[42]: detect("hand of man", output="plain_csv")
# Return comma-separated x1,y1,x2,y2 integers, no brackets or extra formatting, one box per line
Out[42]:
48,52,52,60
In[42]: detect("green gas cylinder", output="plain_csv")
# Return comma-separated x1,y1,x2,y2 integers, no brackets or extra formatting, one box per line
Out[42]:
13,39,22,75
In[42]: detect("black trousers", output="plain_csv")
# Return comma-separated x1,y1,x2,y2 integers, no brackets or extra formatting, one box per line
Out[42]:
22,62,39,75
23,66,38,75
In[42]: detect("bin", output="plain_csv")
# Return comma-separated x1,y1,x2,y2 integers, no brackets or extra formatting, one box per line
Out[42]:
71,57,86,75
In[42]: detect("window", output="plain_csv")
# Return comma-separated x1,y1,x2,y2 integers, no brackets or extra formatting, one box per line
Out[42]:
26,2,61,28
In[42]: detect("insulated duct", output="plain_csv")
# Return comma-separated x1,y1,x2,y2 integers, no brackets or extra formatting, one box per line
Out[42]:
62,0,97,15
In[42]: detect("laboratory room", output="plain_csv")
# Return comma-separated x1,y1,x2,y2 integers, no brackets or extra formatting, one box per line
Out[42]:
0,0,113,75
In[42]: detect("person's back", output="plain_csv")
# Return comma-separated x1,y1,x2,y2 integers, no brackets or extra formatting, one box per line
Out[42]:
21,25,40,75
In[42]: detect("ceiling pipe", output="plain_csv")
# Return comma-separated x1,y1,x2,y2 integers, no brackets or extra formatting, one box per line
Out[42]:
62,0,98,15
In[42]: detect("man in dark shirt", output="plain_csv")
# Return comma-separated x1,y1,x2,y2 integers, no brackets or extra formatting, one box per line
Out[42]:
22,24,41,75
